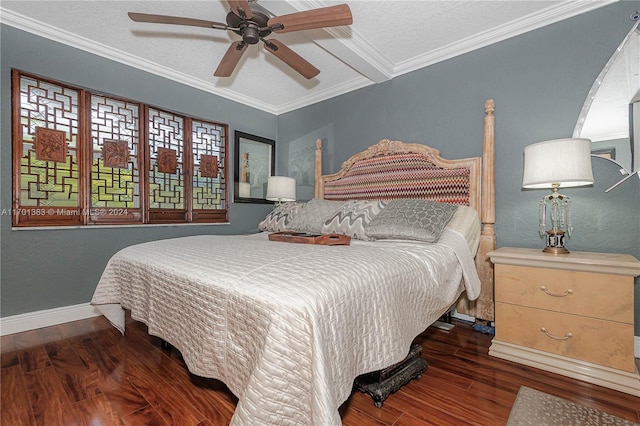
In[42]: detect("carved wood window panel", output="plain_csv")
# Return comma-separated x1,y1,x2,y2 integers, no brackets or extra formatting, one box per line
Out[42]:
89,94,144,224
11,69,228,227
148,108,186,223
12,72,82,226
192,119,227,222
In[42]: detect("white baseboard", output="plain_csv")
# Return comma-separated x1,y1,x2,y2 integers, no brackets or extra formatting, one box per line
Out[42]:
2,304,640,359
451,311,477,324
490,339,640,397
0,303,101,336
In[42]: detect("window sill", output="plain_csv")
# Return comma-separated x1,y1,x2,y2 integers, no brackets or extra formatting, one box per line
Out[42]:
11,222,231,231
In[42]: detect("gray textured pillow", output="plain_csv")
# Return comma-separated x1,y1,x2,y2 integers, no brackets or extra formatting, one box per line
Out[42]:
288,198,344,234
259,202,305,232
364,199,459,242
321,199,388,241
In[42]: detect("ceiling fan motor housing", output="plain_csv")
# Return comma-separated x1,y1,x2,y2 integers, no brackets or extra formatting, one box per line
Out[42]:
227,10,271,45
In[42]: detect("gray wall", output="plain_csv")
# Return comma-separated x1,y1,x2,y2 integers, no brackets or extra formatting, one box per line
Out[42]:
2,3,639,337
277,2,640,334
1,26,277,317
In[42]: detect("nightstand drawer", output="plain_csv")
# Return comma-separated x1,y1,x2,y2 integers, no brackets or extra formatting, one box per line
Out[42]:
495,302,635,372
495,264,632,323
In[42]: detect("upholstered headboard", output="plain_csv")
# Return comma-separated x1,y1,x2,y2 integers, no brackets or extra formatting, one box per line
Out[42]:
313,99,496,322
317,140,481,212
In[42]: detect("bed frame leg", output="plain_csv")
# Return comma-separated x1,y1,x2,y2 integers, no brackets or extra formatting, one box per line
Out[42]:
354,343,427,407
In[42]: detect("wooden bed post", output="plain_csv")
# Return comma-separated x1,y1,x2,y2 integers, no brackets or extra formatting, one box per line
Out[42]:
475,99,496,322
313,101,496,323
314,138,323,199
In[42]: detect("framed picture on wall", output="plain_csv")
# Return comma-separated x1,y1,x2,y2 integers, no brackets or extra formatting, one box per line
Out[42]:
234,131,275,203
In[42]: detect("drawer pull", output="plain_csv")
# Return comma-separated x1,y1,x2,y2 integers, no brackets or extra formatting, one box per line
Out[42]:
540,327,573,341
540,286,573,297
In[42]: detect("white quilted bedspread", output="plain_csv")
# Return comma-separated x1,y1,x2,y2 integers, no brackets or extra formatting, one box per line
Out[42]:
91,230,480,426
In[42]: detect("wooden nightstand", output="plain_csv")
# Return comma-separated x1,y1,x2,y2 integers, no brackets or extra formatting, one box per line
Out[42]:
488,247,640,397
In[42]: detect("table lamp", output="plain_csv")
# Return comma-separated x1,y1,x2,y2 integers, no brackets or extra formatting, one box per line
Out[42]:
266,176,296,205
522,138,594,254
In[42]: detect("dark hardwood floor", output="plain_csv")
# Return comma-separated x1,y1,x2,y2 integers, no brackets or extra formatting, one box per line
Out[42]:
2,314,639,425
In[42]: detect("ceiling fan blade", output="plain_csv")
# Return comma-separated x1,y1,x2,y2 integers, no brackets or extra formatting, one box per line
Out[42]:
228,0,253,19
128,12,228,30
264,40,320,79
267,4,352,34
214,41,248,77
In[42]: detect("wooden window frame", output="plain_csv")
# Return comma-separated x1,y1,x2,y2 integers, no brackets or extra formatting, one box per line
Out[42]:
11,69,228,227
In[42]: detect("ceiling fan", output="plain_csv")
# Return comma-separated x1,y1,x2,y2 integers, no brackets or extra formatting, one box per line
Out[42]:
128,1,353,79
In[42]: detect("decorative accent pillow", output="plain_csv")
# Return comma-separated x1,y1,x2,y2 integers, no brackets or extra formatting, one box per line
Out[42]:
364,199,459,242
258,202,305,232
288,198,344,234
321,199,388,241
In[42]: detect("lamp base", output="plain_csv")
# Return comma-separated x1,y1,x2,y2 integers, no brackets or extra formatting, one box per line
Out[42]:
543,230,569,254
543,246,570,254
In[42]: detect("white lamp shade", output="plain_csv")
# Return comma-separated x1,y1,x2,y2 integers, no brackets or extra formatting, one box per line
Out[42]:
522,138,594,189
266,176,296,202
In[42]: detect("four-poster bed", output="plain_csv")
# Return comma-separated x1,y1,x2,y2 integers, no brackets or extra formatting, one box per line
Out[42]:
91,99,497,425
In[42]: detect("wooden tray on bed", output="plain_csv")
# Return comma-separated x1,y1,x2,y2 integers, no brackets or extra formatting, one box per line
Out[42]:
268,232,351,246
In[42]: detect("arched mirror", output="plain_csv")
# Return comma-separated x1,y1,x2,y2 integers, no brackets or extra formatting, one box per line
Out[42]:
573,15,639,191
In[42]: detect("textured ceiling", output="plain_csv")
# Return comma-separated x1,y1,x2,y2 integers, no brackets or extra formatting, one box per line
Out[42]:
1,0,616,114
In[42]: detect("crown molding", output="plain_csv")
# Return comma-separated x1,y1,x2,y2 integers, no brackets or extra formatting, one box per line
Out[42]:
393,0,617,77
0,7,280,114
0,5,380,115
274,75,374,114
0,1,617,114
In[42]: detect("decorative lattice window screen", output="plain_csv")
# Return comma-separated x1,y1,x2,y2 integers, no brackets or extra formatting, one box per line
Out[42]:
192,119,226,210
12,70,228,227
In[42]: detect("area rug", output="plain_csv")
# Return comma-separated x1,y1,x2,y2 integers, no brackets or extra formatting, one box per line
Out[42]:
507,386,639,426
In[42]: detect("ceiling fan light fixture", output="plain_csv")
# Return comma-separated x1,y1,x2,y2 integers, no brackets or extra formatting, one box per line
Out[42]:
242,24,260,44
